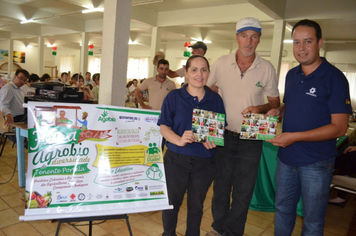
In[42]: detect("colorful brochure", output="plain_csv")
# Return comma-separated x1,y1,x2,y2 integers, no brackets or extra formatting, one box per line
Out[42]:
240,113,278,140
192,108,225,146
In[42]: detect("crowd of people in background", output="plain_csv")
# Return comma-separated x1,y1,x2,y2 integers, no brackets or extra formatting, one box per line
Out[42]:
0,70,101,105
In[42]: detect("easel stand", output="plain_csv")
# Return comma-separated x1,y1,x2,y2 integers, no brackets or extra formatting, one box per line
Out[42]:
55,214,133,236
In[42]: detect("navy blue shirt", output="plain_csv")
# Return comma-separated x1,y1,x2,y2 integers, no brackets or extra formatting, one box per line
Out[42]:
278,58,352,166
157,84,226,158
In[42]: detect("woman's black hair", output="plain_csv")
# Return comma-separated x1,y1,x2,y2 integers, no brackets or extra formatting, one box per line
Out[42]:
185,55,210,71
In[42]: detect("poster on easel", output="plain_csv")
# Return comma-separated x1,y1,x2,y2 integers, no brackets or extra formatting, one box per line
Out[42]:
20,102,172,221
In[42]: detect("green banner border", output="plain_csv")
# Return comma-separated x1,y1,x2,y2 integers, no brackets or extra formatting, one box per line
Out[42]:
97,107,160,116
49,197,166,208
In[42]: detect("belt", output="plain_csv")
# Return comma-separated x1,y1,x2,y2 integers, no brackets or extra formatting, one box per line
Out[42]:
225,129,240,137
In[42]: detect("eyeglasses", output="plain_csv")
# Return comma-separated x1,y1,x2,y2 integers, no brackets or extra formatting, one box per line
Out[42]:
16,75,28,82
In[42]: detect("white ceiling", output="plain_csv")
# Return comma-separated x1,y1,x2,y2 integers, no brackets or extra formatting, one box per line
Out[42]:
0,0,355,54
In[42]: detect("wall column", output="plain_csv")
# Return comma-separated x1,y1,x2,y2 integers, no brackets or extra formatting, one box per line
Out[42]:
270,20,285,80
8,39,13,74
38,36,44,76
80,32,89,75
149,27,161,77
100,0,131,106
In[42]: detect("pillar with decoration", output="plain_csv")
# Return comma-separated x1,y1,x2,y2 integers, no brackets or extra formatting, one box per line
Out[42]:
88,44,94,56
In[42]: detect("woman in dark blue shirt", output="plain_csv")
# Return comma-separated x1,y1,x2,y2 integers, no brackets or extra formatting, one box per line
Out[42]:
158,55,226,236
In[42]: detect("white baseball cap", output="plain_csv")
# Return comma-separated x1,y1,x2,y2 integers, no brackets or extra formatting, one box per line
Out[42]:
236,17,262,34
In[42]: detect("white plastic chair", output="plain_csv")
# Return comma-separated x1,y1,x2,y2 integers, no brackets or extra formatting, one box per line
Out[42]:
330,175,356,195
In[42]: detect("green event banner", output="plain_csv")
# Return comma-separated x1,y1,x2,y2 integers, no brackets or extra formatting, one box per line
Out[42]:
20,102,172,221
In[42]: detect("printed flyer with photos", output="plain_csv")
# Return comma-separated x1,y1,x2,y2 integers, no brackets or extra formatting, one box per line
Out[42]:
192,108,225,146
20,102,172,221
240,113,278,140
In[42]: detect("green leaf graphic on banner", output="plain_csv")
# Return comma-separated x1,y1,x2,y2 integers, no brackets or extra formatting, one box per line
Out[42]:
96,107,160,115
32,163,90,177
48,197,166,208
28,126,81,153
144,127,161,141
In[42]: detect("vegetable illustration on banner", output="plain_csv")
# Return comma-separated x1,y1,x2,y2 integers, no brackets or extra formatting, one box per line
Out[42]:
21,102,172,221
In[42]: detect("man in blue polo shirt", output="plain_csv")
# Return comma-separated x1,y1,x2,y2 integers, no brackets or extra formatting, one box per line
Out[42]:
267,19,352,235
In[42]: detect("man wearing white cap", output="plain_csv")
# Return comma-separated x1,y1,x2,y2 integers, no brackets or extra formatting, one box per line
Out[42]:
167,41,207,81
206,17,280,236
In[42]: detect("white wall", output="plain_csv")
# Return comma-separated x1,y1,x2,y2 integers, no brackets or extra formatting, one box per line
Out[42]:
43,47,81,77
0,40,81,77
0,40,38,74
1,40,355,79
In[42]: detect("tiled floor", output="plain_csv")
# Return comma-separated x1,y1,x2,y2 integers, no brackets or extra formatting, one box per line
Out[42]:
0,140,355,236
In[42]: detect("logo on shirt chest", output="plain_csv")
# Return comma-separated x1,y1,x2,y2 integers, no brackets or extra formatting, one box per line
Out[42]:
306,87,317,97
255,81,262,88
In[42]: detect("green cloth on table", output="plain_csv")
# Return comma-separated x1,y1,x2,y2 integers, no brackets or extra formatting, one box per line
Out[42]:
249,136,348,216
249,141,303,216
336,135,348,148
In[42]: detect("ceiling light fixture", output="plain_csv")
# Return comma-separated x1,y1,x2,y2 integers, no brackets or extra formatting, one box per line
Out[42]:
20,19,34,24
128,40,139,45
283,40,293,43
82,7,104,14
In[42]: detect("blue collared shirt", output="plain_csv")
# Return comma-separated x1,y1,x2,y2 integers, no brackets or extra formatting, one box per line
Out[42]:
158,84,226,158
279,57,352,166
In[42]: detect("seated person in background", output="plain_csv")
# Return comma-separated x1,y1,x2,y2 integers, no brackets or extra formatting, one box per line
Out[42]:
84,72,93,86
78,76,94,101
0,69,29,126
60,72,70,85
92,76,100,102
329,145,356,207
129,79,138,108
70,74,79,87
21,73,40,97
40,73,51,82
92,73,100,88
125,81,133,106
